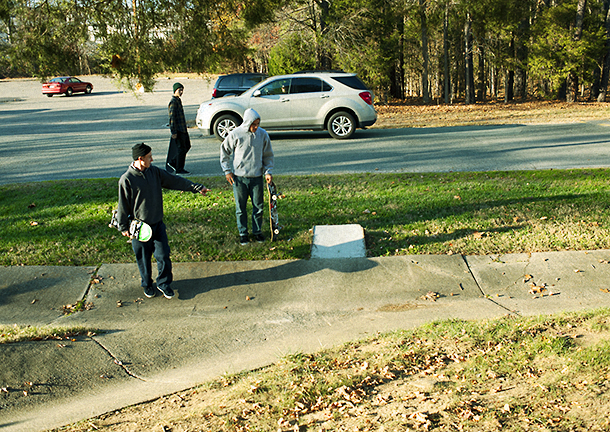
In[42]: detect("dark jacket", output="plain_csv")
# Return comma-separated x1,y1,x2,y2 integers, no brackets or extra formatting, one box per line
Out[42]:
117,164,196,231
168,96,187,135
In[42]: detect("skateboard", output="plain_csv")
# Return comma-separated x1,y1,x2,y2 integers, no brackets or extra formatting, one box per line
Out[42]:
109,209,152,242
267,181,280,241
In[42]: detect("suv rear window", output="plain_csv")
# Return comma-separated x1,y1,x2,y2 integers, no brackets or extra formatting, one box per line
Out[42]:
331,75,368,90
218,76,240,88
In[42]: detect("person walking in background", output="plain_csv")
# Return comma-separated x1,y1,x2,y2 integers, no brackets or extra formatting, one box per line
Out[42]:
166,82,191,175
118,143,209,299
220,108,274,245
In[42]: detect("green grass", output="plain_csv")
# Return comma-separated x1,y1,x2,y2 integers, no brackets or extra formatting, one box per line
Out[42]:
2,169,610,266
0,324,95,344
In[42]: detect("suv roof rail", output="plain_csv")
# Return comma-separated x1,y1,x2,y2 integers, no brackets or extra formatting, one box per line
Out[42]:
294,69,346,74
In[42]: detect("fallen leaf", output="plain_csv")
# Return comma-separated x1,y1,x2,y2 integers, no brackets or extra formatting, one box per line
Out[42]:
420,291,439,301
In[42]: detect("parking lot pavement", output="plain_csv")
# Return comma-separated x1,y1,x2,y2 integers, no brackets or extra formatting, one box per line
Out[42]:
0,76,216,185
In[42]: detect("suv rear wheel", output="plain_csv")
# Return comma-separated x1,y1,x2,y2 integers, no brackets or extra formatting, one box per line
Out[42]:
328,111,355,139
213,114,240,140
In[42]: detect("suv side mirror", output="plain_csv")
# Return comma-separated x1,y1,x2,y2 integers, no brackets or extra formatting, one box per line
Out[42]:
253,90,262,97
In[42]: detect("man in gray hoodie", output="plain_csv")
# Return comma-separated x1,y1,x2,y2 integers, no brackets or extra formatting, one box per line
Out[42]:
220,108,274,245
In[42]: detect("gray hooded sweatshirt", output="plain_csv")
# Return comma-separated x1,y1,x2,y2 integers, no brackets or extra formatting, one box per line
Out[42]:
220,108,274,178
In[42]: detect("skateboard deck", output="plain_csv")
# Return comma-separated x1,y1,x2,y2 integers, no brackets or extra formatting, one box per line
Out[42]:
267,181,280,241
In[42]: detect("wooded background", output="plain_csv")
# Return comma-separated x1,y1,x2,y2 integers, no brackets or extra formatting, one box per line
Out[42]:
1,0,609,103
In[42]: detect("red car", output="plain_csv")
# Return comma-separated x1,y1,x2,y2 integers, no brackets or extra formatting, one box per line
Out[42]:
42,76,93,97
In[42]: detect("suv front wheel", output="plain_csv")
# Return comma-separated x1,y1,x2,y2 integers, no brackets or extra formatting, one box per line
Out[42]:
328,111,355,139
213,114,240,140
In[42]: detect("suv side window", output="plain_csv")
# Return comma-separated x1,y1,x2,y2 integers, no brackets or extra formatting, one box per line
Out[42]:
259,78,291,96
244,75,266,87
291,77,329,94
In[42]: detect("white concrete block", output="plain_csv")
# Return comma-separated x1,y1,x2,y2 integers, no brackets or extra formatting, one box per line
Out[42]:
311,224,366,258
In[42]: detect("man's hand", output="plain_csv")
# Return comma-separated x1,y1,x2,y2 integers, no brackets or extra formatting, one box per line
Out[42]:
193,183,210,195
171,134,177,139
121,230,130,237
226,173,235,185
265,173,273,184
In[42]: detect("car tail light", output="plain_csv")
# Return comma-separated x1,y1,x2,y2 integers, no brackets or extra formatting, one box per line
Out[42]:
212,88,218,98
359,91,373,105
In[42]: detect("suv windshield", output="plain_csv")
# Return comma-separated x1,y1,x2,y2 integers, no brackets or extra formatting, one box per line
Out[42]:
331,75,368,90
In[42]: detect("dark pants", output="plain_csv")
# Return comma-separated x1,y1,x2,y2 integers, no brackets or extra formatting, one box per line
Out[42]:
232,175,264,236
166,131,191,173
131,221,172,290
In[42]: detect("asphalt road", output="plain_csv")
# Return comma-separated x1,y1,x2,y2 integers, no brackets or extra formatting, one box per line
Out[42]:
2,76,610,185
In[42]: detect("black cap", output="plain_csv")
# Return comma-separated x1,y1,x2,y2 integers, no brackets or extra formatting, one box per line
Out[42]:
132,143,151,160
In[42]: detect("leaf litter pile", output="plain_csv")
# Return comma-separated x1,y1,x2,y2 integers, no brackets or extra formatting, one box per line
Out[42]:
373,100,610,129
55,309,610,432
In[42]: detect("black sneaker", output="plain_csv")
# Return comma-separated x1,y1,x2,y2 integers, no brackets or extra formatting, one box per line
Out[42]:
177,169,190,174
143,286,156,298
255,233,265,243
157,285,175,299
239,235,249,245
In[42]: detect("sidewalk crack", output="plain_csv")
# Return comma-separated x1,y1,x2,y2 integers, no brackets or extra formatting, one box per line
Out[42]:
89,337,147,381
461,255,520,316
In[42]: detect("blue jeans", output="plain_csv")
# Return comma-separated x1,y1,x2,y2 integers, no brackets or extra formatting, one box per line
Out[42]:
232,175,264,237
131,221,172,290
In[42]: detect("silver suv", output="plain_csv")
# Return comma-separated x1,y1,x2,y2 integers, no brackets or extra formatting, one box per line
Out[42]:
196,71,376,140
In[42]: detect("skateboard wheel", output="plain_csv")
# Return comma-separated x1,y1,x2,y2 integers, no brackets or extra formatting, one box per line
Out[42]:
272,195,277,200
274,229,280,234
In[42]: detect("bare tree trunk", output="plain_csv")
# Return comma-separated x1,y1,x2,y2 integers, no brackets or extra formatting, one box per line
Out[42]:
567,0,586,102
419,0,430,103
598,0,610,102
505,35,515,102
398,15,405,100
316,0,332,70
464,13,475,104
477,44,486,101
443,3,450,104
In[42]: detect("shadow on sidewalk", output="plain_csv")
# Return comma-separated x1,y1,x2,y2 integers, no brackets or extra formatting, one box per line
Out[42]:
176,258,378,300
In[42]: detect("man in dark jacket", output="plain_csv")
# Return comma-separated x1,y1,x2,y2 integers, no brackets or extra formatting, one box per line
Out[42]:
118,143,209,299
166,82,191,175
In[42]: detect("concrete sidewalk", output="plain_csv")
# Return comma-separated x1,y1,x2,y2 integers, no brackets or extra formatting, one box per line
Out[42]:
2,250,610,431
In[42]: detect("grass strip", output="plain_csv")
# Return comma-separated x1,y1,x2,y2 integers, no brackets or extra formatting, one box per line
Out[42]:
53,308,610,431
1,168,610,266
0,324,96,344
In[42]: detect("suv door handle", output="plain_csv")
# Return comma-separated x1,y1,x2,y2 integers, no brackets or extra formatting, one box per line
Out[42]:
320,95,330,99
280,97,290,102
